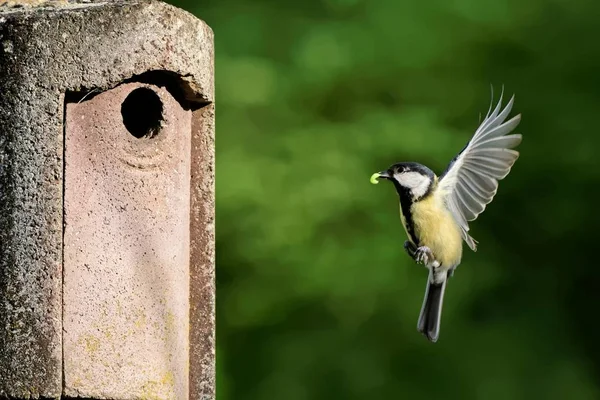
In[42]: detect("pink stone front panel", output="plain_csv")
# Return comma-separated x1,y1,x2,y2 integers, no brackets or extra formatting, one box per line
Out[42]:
63,83,191,399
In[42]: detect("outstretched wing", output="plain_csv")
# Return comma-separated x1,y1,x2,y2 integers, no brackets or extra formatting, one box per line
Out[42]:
438,90,522,251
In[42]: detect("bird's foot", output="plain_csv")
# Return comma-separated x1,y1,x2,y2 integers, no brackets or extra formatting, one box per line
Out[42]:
403,241,418,259
415,246,437,267
414,246,432,265
405,242,440,269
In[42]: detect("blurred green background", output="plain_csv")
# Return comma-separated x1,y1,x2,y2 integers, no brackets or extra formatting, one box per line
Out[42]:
169,0,600,399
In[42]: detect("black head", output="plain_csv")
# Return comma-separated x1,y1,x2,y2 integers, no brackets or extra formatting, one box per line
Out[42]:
373,162,436,201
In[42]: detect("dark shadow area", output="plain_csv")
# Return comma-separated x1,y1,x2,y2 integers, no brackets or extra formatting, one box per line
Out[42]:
64,70,209,111
121,87,164,139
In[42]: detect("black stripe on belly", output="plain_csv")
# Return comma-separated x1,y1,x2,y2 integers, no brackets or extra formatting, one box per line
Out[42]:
393,181,419,245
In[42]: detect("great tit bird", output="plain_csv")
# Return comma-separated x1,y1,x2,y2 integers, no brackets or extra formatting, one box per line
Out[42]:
371,92,522,342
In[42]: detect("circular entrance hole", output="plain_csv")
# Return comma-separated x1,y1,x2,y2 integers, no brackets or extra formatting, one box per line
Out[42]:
121,87,164,139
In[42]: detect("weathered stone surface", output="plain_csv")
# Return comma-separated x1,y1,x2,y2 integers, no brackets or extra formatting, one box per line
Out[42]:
190,104,216,400
63,82,191,400
0,1,214,399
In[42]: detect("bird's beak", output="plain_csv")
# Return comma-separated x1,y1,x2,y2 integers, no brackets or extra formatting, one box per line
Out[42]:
370,171,390,185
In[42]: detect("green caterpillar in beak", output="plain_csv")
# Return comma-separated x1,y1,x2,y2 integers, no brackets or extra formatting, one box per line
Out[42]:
370,172,381,184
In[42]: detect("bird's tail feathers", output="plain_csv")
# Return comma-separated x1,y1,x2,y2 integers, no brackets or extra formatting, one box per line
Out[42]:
417,269,448,343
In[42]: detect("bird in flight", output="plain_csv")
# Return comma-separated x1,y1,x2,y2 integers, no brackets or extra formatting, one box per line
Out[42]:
371,90,522,342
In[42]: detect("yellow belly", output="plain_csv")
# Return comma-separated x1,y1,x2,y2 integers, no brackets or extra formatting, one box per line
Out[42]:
409,194,463,268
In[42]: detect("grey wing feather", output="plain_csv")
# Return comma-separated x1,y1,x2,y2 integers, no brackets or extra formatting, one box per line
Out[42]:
438,90,522,251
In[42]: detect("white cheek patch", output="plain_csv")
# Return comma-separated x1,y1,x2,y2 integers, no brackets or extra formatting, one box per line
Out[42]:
394,171,431,199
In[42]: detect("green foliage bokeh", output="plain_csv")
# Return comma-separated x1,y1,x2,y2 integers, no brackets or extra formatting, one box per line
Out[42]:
170,0,600,398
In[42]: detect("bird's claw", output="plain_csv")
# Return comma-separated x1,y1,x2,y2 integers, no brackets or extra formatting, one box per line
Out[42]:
405,242,439,269
414,246,434,266
403,241,417,259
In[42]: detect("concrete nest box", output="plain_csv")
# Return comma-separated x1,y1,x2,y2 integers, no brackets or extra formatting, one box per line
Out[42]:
0,1,215,399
